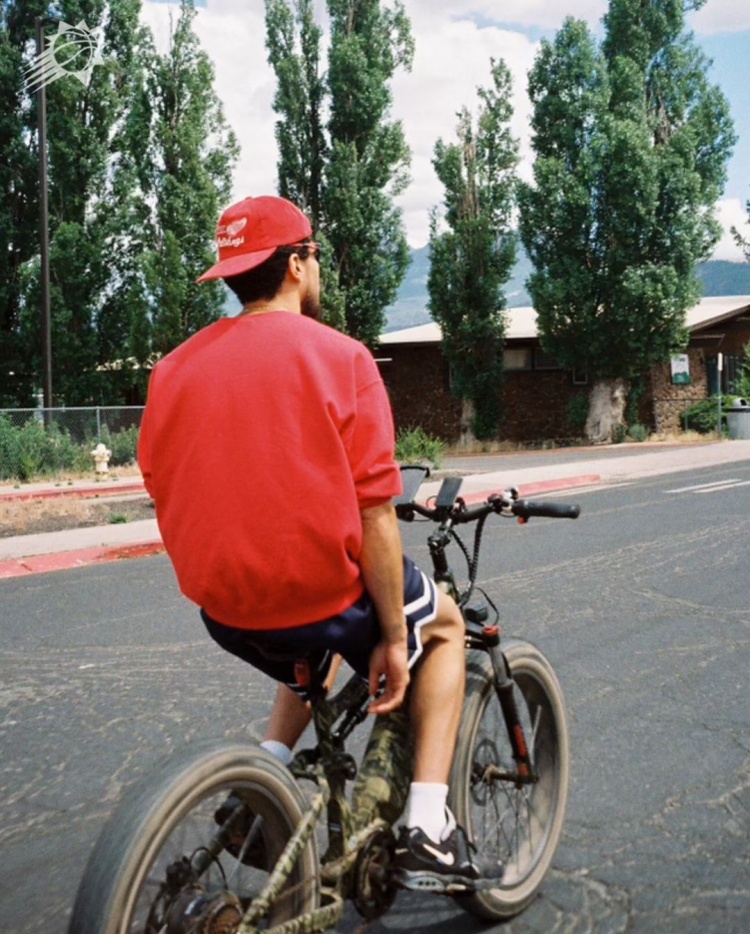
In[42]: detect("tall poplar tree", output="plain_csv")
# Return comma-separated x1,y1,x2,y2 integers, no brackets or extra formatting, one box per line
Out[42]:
428,60,519,441
0,1,42,406
520,1,735,442
733,204,750,261
140,1,238,358
265,0,412,346
16,0,148,405
2,0,235,407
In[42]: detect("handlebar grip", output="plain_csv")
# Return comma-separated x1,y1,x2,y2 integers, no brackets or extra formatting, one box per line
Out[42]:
512,499,580,520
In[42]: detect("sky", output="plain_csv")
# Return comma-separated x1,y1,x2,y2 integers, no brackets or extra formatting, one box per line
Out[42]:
142,0,750,261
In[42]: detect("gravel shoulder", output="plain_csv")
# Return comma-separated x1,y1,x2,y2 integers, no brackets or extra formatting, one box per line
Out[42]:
0,493,154,537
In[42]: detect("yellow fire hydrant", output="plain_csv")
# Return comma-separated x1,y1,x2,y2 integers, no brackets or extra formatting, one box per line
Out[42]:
91,442,112,475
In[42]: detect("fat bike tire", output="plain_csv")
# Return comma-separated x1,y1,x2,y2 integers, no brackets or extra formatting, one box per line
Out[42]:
68,740,319,934
449,639,570,921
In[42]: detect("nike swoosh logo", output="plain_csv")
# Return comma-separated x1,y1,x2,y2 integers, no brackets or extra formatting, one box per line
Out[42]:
422,842,455,866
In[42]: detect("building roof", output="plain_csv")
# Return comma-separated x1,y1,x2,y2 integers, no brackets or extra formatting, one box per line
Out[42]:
685,295,750,331
379,296,750,346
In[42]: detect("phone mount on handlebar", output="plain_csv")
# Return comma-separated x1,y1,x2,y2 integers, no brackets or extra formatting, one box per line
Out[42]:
433,477,463,519
393,465,431,520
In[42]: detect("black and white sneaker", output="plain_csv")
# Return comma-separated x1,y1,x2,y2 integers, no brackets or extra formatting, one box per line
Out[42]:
393,824,503,894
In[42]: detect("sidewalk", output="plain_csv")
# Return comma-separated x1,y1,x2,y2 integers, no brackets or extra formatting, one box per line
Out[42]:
2,439,750,579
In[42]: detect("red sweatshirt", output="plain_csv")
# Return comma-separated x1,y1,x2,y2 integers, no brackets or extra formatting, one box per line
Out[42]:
138,312,402,631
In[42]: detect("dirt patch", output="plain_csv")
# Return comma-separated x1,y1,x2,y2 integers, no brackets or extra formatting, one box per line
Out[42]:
0,495,155,537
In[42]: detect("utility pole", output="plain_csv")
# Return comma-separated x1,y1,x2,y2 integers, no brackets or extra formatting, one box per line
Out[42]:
35,16,53,413
717,352,723,439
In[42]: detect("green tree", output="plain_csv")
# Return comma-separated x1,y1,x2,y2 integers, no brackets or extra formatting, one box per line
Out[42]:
265,0,412,346
520,3,736,443
428,60,519,441
2,0,235,407
15,0,149,406
96,0,157,403
0,2,43,406
733,202,750,261
265,0,325,225
736,342,750,401
142,1,238,357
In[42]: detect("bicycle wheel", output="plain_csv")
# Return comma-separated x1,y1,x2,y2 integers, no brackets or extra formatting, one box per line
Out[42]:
68,740,320,934
449,638,569,921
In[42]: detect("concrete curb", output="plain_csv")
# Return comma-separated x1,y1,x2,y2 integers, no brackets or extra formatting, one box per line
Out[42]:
0,474,598,580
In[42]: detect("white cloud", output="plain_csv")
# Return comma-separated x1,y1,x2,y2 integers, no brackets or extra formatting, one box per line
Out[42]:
712,198,748,261
689,0,750,36
404,0,606,33
391,18,537,245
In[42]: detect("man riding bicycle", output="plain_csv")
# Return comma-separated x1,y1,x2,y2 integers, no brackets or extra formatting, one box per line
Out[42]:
137,195,501,891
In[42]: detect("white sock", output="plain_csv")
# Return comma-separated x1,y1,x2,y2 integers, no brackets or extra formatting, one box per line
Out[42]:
261,739,293,766
404,782,454,843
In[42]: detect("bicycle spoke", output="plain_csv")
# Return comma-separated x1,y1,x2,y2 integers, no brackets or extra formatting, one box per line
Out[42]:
450,646,569,920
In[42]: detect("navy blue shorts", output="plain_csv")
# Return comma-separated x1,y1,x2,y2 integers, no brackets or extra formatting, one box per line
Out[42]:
201,556,437,695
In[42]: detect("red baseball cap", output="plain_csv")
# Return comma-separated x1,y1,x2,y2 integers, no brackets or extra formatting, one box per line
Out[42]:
197,195,312,283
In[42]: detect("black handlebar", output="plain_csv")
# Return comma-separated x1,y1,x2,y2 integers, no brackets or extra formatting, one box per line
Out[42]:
396,492,581,524
512,499,581,521
394,470,580,610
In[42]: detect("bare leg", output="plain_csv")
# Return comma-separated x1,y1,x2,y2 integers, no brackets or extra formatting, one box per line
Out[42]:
409,590,465,783
263,684,311,747
263,655,344,747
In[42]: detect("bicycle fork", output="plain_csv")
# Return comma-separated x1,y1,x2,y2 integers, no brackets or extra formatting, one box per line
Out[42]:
480,626,538,786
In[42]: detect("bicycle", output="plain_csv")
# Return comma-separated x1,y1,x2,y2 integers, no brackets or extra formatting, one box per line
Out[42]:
68,467,580,933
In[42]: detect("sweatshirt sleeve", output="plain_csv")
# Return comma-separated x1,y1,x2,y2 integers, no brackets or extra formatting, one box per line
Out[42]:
346,351,403,510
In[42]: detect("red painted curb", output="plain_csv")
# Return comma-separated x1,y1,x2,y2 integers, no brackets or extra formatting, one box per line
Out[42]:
0,541,164,579
0,482,146,503
0,474,600,580
456,473,601,505
517,474,601,496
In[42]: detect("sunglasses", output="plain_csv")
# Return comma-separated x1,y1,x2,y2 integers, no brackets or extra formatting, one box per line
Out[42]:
286,241,321,262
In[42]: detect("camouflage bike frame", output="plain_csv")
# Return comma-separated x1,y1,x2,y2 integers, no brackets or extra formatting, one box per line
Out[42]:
229,467,580,933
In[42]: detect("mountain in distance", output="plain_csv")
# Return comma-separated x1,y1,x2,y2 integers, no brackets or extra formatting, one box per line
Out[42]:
696,260,750,297
384,246,750,333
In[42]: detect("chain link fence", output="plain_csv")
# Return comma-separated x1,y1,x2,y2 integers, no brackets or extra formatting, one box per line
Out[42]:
0,407,144,481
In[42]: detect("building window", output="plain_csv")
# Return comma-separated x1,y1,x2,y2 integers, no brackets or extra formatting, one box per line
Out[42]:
706,354,742,394
534,348,563,370
572,368,588,386
503,348,532,371
726,354,743,394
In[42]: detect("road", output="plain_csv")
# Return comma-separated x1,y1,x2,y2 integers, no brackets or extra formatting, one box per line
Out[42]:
1,461,749,933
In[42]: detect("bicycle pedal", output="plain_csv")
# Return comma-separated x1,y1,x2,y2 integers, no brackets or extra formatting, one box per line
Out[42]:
393,870,475,896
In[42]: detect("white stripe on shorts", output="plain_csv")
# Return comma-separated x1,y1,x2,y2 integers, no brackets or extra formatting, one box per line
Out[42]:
407,572,438,670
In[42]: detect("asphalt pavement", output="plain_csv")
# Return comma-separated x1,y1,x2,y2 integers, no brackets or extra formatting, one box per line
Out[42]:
2,438,750,578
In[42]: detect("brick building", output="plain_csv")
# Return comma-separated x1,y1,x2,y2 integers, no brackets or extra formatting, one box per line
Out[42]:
377,296,750,443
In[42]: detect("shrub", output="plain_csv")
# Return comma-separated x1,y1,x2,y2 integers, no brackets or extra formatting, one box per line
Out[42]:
736,342,750,400
0,415,22,480
15,419,54,479
627,423,650,443
0,416,141,480
102,425,140,466
681,396,733,434
395,426,445,467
